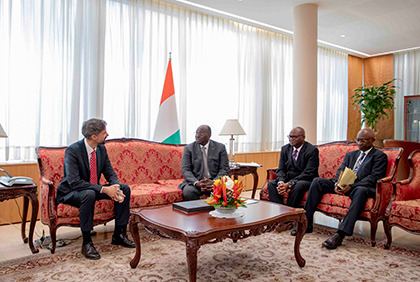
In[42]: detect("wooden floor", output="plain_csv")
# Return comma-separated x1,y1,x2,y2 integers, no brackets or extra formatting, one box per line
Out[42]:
1,189,420,263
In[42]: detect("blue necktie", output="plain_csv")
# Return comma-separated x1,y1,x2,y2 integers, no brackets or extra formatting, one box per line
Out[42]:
353,152,366,173
292,149,298,165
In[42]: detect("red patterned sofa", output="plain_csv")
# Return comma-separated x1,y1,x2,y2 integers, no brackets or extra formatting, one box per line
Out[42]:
384,149,420,249
37,138,184,253
260,141,402,246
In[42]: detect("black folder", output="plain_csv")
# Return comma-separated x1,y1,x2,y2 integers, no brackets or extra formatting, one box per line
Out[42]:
172,199,215,214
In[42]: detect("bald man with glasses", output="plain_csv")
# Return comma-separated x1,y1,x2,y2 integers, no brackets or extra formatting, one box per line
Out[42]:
267,127,319,212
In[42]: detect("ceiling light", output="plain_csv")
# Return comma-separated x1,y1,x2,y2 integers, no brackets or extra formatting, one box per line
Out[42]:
340,34,346,38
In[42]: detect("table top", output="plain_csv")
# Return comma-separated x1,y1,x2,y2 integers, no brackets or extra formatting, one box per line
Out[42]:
132,200,304,236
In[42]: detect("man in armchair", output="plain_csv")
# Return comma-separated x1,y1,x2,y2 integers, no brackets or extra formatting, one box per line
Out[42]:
303,128,387,249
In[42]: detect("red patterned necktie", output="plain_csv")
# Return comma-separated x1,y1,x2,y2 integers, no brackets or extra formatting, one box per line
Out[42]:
90,149,97,184
292,149,298,164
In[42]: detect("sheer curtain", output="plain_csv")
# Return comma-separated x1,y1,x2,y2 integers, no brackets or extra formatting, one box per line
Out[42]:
0,0,347,161
103,0,293,151
317,47,348,144
0,0,106,161
394,49,420,140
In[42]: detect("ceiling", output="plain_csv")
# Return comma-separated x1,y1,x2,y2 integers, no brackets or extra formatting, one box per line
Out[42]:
168,0,420,58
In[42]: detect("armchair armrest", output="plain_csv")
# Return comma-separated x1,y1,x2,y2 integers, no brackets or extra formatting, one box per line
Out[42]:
266,168,277,182
372,176,393,217
394,178,420,202
40,177,58,223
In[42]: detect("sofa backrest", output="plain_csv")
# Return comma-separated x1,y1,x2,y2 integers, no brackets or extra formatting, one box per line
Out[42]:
316,141,402,181
103,138,185,184
317,141,358,179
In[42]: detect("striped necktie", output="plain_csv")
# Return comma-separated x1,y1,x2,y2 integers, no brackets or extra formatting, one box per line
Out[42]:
353,152,366,173
90,149,97,184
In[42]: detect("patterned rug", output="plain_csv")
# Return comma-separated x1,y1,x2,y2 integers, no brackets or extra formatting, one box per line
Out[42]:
1,226,419,281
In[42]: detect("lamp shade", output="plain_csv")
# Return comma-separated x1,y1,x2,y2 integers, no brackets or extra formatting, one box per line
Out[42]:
0,124,7,138
219,119,246,136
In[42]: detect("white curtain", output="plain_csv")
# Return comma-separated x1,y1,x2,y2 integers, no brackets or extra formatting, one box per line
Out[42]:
0,0,347,161
317,47,348,144
394,49,420,140
102,0,294,152
0,0,106,161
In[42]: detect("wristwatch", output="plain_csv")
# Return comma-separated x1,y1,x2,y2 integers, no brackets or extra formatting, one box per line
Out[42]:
288,181,295,187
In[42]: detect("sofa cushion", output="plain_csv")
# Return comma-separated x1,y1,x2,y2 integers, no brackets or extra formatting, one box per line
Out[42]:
318,143,358,179
390,199,420,221
130,183,183,208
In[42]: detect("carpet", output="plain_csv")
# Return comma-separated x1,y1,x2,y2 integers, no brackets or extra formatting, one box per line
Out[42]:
1,226,419,281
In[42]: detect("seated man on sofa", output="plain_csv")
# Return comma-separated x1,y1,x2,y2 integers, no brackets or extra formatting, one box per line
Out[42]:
56,118,135,260
179,125,229,201
267,126,319,209
303,128,387,249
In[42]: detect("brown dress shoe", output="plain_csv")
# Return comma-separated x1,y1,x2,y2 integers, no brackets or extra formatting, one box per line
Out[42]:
82,242,101,260
322,233,344,249
111,234,135,248
291,225,313,236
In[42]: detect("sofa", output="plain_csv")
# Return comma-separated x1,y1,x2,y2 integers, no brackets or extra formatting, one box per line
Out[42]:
384,149,420,249
37,138,185,253
260,141,402,246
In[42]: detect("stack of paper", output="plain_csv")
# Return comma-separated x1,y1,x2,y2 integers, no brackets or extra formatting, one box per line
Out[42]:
337,167,357,189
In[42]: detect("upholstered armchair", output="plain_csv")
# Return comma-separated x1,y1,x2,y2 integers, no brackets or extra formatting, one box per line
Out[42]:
260,141,402,247
37,146,115,254
384,149,420,249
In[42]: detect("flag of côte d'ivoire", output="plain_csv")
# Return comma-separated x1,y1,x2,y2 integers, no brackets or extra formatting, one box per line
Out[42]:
152,59,181,144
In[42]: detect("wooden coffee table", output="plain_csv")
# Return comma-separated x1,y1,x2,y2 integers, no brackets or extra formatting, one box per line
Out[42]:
129,200,307,282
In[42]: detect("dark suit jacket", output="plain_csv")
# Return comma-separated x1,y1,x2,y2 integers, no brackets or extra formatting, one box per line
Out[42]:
276,141,319,184
56,139,119,203
178,140,229,189
332,147,387,189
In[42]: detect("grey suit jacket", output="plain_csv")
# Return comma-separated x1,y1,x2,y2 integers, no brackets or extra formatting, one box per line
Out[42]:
178,140,229,190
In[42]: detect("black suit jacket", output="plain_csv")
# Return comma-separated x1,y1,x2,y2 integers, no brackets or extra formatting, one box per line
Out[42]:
276,141,319,184
56,139,119,202
332,147,387,189
178,140,229,189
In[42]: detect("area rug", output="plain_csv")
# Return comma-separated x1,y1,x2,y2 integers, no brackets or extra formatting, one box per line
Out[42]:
1,226,419,281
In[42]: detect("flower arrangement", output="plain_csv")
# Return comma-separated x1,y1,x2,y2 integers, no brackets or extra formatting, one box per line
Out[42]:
205,176,246,209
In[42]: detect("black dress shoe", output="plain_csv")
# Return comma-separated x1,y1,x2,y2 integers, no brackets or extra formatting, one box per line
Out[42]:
82,242,101,260
291,225,313,236
111,233,136,248
322,233,344,249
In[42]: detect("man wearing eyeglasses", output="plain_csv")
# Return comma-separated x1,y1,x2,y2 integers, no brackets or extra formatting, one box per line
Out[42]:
267,126,319,213
179,125,229,201
302,128,387,250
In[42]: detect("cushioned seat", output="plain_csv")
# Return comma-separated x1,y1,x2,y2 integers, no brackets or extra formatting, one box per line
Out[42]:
384,149,420,249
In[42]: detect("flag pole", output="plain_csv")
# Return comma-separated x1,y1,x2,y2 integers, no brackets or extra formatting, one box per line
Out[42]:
169,52,171,61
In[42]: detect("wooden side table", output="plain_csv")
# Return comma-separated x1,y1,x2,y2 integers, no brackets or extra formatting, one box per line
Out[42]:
229,163,262,199
0,184,39,253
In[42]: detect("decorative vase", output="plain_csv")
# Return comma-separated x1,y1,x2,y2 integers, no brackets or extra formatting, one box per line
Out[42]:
210,206,244,218
215,206,237,214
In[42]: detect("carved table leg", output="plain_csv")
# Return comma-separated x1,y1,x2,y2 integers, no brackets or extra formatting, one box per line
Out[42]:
293,215,307,267
251,169,258,199
186,239,199,282
21,196,29,243
28,193,39,254
129,214,141,268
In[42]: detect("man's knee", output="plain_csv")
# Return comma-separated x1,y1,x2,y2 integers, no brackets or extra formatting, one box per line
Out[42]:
267,180,277,192
183,185,201,201
80,190,97,203
292,181,310,193
120,184,130,196
351,186,373,200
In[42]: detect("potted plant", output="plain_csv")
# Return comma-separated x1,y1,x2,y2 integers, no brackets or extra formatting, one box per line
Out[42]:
352,79,397,130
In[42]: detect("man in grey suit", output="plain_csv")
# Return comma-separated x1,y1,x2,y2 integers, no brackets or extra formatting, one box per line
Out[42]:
179,125,229,201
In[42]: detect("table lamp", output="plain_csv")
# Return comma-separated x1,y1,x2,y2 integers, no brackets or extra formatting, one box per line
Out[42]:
219,119,246,168
0,124,7,138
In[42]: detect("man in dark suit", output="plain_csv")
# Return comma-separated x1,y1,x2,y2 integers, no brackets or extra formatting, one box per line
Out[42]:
57,118,134,260
267,126,319,209
179,125,229,201
303,128,387,249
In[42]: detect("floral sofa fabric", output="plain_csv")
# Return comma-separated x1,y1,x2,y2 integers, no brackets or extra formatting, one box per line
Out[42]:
384,149,420,249
37,138,184,253
259,141,402,246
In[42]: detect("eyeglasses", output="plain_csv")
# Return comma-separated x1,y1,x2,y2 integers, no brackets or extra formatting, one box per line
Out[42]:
287,135,302,139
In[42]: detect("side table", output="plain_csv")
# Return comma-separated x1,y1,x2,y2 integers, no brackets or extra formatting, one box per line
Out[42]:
0,184,39,253
229,163,262,199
